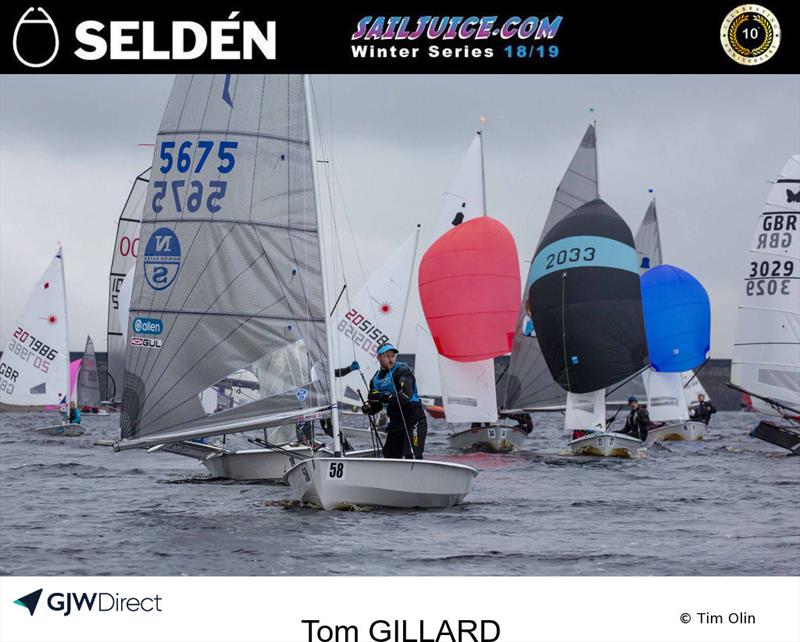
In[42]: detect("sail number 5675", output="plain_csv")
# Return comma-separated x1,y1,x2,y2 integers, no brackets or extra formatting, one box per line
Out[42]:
159,140,238,175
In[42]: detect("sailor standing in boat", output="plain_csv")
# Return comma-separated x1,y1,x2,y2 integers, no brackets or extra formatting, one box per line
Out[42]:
361,343,427,459
64,401,81,425
690,393,717,425
620,396,649,441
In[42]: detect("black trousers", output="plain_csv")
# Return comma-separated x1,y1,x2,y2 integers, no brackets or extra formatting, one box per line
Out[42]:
382,415,427,459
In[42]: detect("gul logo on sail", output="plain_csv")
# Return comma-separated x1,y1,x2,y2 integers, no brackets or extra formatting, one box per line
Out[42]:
143,227,181,291
13,7,60,68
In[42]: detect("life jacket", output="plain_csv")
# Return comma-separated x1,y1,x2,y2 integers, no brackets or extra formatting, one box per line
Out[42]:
370,361,420,404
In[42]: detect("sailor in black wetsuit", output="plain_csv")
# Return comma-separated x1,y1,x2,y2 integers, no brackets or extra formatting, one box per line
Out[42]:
361,343,427,459
690,393,716,425
619,396,649,441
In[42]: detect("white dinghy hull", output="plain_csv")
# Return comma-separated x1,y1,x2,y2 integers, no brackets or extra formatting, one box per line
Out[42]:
567,432,645,458
285,457,477,510
646,421,706,445
448,425,528,453
150,442,313,482
201,446,313,482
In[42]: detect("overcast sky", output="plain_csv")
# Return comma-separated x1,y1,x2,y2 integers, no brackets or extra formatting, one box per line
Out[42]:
1,74,798,358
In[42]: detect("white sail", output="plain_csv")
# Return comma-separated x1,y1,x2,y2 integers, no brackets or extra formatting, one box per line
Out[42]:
413,322,442,397
731,155,800,417
565,390,606,432
76,335,102,407
332,228,419,406
644,369,689,422
0,249,70,407
439,356,498,423
682,370,710,405
107,168,148,403
415,133,486,404
116,75,331,450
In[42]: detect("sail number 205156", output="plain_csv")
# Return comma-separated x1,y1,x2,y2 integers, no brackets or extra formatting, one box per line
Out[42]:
152,140,238,215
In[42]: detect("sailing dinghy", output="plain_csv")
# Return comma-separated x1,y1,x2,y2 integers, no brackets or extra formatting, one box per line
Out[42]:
528,198,650,457
284,76,477,508
639,265,711,444
730,155,800,453
0,248,84,436
111,74,475,504
499,125,599,424
418,131,527,452
76,335,107,415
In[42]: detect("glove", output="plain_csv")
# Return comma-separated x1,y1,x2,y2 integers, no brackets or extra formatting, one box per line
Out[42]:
368,389,383,402
361,403,372,414
350,361,360,371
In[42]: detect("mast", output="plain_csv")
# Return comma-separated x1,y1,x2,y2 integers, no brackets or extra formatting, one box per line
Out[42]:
478,126,487,216
305,74,343,456
593,119,600,199
59,245,70,409
396,224,421,347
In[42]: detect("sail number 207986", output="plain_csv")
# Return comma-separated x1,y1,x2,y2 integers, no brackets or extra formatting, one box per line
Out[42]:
152,140,238,215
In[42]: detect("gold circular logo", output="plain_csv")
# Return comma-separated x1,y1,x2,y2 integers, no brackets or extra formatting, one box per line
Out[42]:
721,5,781,65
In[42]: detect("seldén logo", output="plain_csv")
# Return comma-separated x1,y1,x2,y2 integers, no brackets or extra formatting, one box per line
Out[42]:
13,588,164,616
12,7,276,69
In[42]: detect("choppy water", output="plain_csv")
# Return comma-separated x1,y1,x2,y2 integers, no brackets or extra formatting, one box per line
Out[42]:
0,411,797,576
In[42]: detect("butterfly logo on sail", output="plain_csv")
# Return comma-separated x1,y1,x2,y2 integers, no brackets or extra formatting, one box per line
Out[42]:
787,189,800,203
143,227,181,291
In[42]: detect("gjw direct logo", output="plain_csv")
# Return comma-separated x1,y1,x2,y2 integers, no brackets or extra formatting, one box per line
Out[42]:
13,588,164,616
12,7,276,68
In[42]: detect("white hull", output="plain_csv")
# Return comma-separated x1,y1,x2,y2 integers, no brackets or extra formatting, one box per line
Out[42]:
35,423,85,437
340,426,386,441
285,457,477,510
150,441,313,481
568,432,645,458
448,425,528,453
201,446,313,481
646,421,706,445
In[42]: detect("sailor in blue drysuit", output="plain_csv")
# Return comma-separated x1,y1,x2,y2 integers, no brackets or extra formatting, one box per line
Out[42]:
361,343,427,459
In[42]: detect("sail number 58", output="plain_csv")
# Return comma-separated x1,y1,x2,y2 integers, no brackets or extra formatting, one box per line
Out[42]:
328,462,345,480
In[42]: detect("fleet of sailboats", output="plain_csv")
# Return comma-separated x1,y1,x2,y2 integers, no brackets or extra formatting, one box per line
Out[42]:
2,76,796,513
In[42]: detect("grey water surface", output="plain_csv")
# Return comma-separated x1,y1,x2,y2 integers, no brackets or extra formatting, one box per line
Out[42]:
0,411,797,576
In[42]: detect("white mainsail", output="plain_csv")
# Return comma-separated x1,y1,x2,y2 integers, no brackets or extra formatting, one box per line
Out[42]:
106,168,148,403
116,75,331,450
77,335,102,407
565,390,606,433
634,199,662,274
682,370,710,406
731,155,800,417
331,228,420,406
0,248,70,407
643,370,690,423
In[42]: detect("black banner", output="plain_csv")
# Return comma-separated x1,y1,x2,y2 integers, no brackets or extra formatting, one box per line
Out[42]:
2,1,798,73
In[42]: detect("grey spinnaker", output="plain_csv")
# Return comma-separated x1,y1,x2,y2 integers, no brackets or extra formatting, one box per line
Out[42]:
77,335,102,407
499,124,598,411
117,75,329,449
106,168,148,403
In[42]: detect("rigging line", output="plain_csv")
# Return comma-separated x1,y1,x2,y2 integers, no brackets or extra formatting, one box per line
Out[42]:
683,358,709,389
139,255,287,421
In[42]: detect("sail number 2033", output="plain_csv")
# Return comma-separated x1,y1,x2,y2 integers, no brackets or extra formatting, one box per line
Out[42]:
152,140,238,215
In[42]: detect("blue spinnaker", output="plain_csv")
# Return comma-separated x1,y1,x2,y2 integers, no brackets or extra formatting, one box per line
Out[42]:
641,264,710,372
